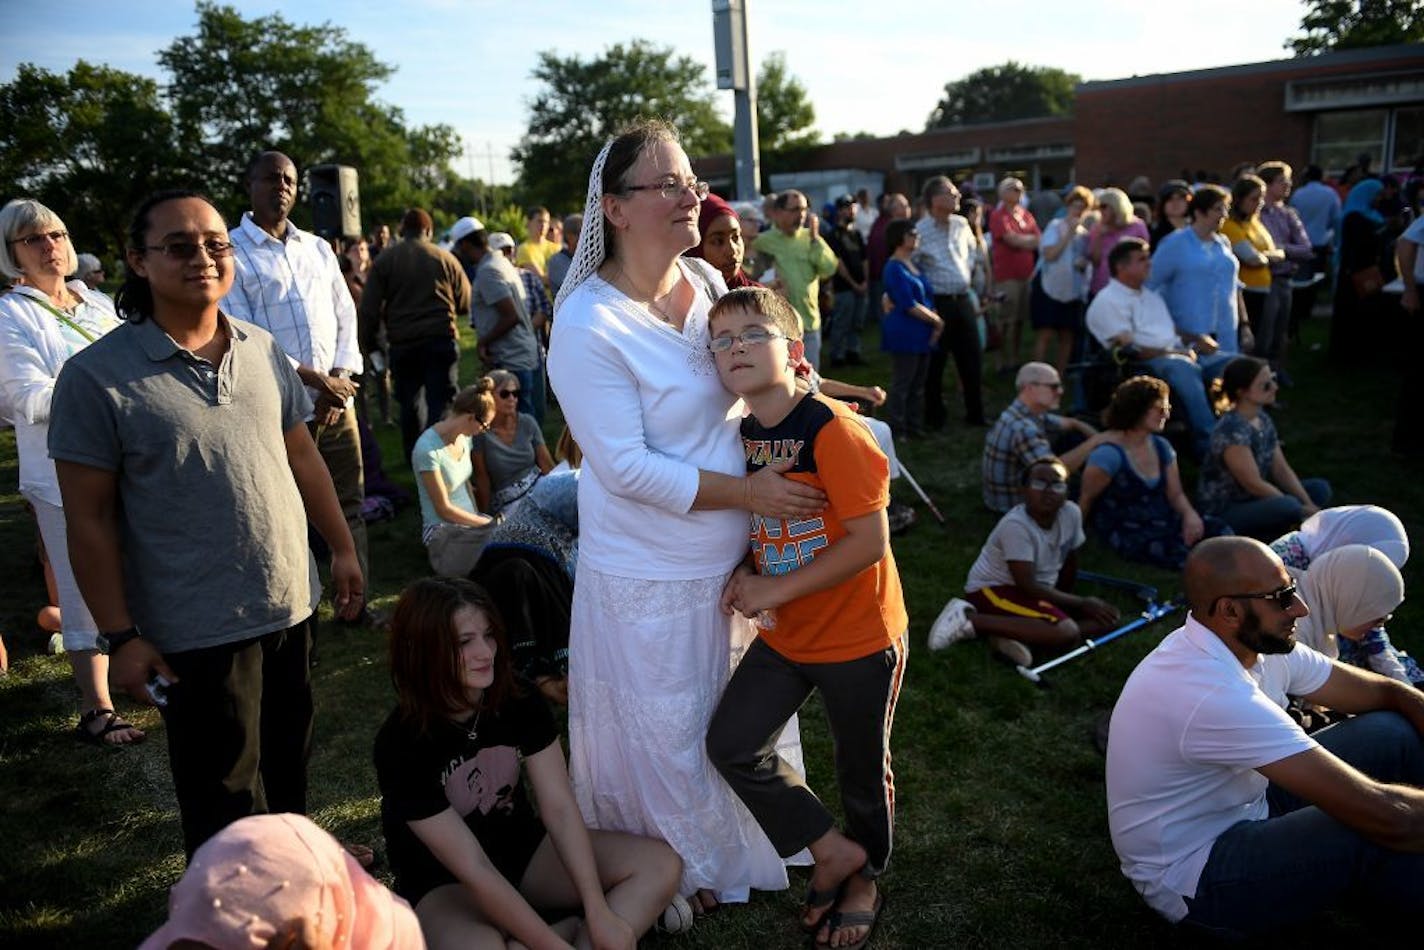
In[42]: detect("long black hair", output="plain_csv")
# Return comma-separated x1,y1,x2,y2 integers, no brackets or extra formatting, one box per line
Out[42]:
113,189,213,323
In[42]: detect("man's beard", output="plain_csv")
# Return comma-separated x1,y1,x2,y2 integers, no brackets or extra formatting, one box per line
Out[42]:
1238,603,1295,655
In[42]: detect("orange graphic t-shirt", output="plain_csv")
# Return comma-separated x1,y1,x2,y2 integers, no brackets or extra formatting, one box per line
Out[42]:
742,393,907,663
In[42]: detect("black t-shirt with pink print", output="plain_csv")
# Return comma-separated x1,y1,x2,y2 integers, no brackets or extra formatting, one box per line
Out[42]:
374,684,558,903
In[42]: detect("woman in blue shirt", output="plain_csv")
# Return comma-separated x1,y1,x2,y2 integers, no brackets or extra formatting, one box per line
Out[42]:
880,218,944,439
1148,185,1244,356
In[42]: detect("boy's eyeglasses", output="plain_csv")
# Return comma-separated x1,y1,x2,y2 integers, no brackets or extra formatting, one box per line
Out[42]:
143,240,234,260
708,328,787,353
497,389,521,399
1027,479,1068,494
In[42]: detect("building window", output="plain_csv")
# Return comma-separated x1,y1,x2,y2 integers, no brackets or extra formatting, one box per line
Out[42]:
1392,106,1423,173
1311,109,1388,174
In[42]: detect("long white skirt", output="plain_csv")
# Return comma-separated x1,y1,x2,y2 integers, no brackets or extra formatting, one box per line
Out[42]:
568,565,804,901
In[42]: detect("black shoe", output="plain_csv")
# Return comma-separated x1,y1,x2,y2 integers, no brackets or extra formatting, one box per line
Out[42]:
845,353,866,366
828,356,847,369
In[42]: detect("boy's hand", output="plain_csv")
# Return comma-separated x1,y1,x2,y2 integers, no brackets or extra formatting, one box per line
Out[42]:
1080,596,1120,627
719,565,752,616
731,573,790,617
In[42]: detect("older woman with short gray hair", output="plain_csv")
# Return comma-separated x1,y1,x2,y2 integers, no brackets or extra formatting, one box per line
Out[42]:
0,199,132,745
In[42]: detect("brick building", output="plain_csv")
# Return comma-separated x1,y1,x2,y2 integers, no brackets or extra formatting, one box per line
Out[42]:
698,43,1423,208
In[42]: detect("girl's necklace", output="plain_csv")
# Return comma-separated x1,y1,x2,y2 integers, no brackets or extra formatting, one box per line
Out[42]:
463,708,482,742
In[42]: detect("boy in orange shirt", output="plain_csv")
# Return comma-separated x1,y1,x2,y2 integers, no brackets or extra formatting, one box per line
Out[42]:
705,287,905,950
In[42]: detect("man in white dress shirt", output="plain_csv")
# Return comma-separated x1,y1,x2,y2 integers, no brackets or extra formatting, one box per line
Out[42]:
1085,239,1231,459
223,151,368,587
1106,536,1424,938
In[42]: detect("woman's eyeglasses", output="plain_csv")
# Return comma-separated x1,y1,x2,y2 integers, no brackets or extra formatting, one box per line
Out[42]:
708,327,787,353
7,230,68,248
624,178,712,201
143,240,235,261
497,389,521,399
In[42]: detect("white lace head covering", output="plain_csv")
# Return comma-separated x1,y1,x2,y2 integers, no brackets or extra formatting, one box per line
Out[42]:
553,138,616,317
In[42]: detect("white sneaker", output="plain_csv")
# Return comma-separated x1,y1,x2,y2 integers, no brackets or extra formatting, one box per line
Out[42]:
656,894,695,934
989,636,1033,668
928,597,977,651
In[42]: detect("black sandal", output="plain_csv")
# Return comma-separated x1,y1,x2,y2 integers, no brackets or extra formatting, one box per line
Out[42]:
74,708,145,747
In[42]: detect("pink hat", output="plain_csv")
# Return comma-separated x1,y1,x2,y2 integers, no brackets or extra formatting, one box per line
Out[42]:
140,814,423,950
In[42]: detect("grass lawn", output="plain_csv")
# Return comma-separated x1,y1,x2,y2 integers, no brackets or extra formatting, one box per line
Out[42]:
0,310,1416,948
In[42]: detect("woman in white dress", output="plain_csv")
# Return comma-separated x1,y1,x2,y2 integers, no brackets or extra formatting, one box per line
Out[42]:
547,121,824,911
0,199,131,744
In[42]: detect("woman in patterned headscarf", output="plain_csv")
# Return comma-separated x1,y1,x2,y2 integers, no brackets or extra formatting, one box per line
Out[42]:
547,120,821,914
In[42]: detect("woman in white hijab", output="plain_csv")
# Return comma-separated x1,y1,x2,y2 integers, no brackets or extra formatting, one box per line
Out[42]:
1273,506,1419,684
1271,504,1408,571
1295,544,1413,684
547,120,822,914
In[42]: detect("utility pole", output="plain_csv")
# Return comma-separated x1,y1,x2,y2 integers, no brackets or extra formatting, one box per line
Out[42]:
712,0,760,200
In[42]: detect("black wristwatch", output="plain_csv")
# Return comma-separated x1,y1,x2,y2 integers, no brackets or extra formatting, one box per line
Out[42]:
96,625,143,656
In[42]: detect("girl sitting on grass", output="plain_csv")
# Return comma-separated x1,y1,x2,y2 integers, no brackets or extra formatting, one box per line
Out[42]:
373,577,681,950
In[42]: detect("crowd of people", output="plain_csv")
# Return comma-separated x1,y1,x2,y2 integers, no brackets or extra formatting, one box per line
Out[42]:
0,119,1421,949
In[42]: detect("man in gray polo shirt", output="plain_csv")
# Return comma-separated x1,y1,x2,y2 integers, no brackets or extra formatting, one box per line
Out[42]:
49,190,362,857
448,220,544,418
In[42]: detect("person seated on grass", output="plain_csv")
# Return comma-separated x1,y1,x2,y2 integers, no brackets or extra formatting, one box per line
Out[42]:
472,457,581,707
374,577,682,950
473,368,555,517
1294,544,1419,687
703,287,904,950
1197,356,1331,541
413,380,500,578
139,813,422,950
1106,536,1424,939
1078,375,1231,569
1271,505,1420,685
1084,238,1233,461
932,458,1120,665
981,362,1106,514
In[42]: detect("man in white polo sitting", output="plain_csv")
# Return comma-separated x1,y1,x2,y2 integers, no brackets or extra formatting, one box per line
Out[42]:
1106,536,1424,938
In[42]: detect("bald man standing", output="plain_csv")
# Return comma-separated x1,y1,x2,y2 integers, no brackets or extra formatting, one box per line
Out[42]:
1106,537,1424,938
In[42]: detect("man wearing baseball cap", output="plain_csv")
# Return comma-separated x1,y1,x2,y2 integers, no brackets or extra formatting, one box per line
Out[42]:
449,222,544,420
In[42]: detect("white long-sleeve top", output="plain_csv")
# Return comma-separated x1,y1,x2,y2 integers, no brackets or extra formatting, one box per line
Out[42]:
547,260,748,580
0,285,121,504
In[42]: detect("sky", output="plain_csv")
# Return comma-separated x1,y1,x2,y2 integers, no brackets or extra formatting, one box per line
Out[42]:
1,0,1316,184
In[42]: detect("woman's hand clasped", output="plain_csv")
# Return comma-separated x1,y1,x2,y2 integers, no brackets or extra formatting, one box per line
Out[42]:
746,459,826,520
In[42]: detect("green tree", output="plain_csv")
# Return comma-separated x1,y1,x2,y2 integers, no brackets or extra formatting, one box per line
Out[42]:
756,52,820,156
0,61,182,262
159,2,460,229
513,40,732,211
926,62,1080,129
1286,0,1424,55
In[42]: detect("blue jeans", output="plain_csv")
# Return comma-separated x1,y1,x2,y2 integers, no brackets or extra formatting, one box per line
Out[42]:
802,328,822,371
1218,477,1333,541
1141,351,1233,458
505,364,546,425
1181,711,1424,939
828,290,868,360
390,335,459,462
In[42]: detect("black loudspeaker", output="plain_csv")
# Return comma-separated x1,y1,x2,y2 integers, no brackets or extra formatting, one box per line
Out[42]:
308,164,361,239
